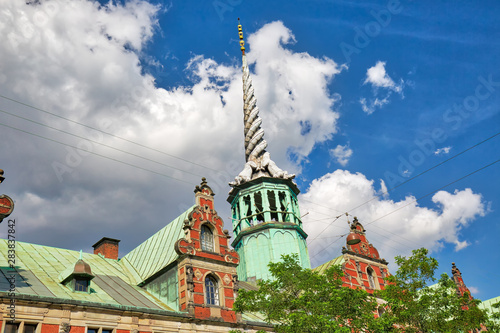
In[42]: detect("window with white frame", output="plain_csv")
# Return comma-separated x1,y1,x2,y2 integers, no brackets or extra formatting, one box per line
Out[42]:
205,275,219,305
200,225,214,252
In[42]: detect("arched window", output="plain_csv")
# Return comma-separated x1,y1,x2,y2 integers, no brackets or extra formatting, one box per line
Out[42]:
205,275,219,305
200,225,214,252
367,267,376,289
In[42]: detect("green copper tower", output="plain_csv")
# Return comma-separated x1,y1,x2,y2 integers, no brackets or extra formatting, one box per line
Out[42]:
227,20,311,282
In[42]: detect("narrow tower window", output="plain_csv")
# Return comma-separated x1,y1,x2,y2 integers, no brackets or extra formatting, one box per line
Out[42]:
254,192,264,223
201,225,214,252
267,190,278,221
243,195,252,226
205,275,219,305
278,191,287,221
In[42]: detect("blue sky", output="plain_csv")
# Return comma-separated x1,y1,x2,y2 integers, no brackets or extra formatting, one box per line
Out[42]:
0,0,499,301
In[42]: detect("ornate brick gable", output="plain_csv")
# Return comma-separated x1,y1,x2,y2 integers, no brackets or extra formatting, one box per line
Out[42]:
452,262,473,300
341,217,389,294
175,178,240,322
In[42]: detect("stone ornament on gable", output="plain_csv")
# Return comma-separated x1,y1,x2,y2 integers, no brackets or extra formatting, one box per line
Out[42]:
223,274,231,285
223,249,239,264
59,323,70,333
194,269,203,281
174,238,196,256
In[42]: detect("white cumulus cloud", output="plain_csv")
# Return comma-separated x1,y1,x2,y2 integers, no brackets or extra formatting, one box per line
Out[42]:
299,170,486,269
330,144,353,166
0,1,343,253
364,61,403,92
360,61,405,114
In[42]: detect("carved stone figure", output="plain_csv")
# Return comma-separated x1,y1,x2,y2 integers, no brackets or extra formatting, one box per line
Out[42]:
59,323,70,333
230,160,256,186
186,266,194,292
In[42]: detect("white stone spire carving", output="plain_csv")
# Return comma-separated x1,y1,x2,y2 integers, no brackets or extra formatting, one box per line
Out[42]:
230,21,295,187
242,54,267,162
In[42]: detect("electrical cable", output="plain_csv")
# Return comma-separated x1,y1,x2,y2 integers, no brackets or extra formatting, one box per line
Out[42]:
304,132,500,248
0,95,353,217
0,120,197,186
308,158,500,263
0,108,206,178
365,158,499,228
0,94,219,172
349,131,500,215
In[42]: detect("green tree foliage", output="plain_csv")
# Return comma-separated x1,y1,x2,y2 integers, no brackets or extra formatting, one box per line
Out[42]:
232,249,499,332
489,300,500,330
376,248,498,332
232,254,381,333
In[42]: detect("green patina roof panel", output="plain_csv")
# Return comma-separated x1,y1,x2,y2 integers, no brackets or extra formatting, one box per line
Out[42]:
121,205,195,284
480,295,500,323
0,240,174,311
312,255,344,275
92,275,162,309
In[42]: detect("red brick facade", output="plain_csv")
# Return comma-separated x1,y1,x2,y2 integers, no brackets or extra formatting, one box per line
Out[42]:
41,324,59,333
68,326,85,333
175,178,240,322
340,217,389,294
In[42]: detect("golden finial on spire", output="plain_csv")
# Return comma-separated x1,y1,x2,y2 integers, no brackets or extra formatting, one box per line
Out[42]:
238,18,245,55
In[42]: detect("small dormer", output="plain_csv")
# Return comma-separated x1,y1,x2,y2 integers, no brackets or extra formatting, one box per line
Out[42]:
60,252,95,293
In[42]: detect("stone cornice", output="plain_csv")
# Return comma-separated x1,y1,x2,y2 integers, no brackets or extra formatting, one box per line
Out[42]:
231,221,308,248
342,249,389,265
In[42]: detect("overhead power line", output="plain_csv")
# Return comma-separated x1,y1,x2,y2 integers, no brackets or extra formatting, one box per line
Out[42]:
304,131,500,247
0,95,360,216
348,131,500,214
0,120,197,186
0,108,205,178
0,94,219,172
365,158,500,228
309,158,500,261
0,108,205,177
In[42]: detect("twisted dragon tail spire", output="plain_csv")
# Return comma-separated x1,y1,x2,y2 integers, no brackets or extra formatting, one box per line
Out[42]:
238,19,268,162
230,20,294,187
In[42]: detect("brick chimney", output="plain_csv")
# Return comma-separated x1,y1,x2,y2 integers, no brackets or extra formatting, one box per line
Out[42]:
92,237,120,260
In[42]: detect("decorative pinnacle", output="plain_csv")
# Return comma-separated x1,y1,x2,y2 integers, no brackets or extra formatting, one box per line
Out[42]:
229,19,295,187
238,18,245,55
240,24,268,162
